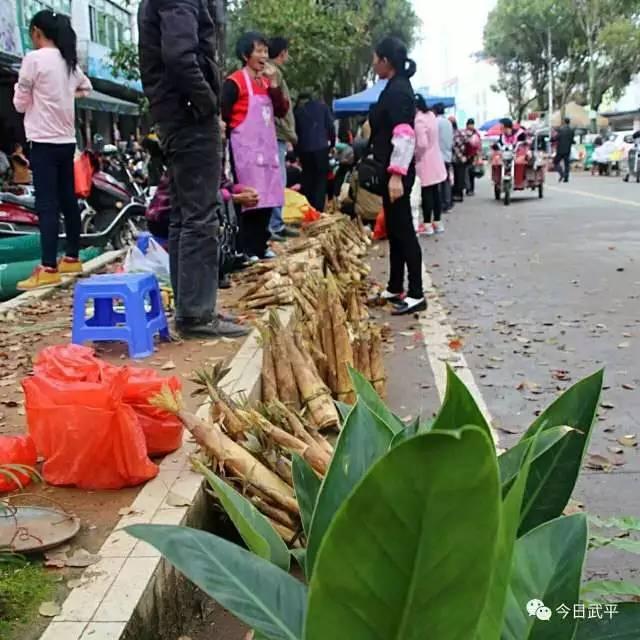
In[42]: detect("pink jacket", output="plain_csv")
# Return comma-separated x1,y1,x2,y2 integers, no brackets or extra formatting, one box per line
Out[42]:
13,48,92,144
415,111,447,187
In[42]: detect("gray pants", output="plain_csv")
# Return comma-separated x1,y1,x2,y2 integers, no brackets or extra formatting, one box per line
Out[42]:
160,120,221,322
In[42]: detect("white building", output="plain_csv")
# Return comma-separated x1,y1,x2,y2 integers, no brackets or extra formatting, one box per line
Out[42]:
441,59,509,127
0,0,141,149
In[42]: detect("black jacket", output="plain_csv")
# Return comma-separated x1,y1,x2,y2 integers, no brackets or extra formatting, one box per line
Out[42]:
369,74,416,168
138,0,221,127
294,99,336,153
556,125,575,156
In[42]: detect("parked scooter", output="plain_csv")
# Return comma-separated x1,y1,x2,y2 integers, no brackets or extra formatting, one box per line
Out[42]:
0,150,147,249
623,132,640,183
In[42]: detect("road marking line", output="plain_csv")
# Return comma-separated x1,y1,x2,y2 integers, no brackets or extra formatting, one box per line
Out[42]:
418,262,499,445
547,185,640,208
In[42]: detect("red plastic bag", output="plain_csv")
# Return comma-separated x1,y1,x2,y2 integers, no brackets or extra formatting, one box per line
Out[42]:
373,210,387,240
74,151,94,198
123,368,183,456
24,346,159,489
0,435,37,492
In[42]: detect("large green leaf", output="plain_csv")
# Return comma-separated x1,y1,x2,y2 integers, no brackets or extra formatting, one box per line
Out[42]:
576,603,640,639
196,461,290,571
349,367,405,434
476,428,535,639
389,416,420,448
519,371,603,534
291,454,321,537
126,524,306,640
334,400,353,423
305,398,394,578
431,365,494,443
503,514,588,640
498,426,576,490
305,428,501,640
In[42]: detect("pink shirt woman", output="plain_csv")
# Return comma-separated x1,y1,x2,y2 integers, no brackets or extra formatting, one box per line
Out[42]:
415,109,447,187
12,10,91,291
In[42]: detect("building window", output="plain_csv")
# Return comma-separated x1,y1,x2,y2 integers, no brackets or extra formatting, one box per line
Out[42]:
17,0,72,51
89,0,131,50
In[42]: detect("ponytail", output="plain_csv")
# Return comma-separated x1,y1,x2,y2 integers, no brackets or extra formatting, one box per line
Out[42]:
375,36,417,79
30,10,78,75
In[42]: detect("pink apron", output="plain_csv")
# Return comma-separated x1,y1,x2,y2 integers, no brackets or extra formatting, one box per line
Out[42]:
230,69,284,211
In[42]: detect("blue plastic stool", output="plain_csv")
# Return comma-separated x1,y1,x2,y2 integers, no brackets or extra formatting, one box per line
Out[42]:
72,273,170,359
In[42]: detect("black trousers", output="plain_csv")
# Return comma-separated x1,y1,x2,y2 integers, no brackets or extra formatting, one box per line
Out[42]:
555,152,570,181
465,161,476,194
439,162,452,210
31,142,80,268
240,208,271,258
452,162,466,200
421,184,442,223
160,120,221,322
300,149,329,212
383,171,423,299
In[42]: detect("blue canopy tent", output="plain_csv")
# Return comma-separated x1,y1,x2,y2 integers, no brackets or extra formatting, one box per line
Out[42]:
332,80,455,117
479,118,502,131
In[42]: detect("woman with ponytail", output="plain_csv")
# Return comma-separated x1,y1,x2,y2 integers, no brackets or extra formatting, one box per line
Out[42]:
13,10,92,290
369,36,425,315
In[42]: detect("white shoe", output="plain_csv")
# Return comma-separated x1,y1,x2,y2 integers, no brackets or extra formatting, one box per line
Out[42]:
433,221,445,234
424,223,435,236
380,289,405,303
247,255,259,264
263,249,276,259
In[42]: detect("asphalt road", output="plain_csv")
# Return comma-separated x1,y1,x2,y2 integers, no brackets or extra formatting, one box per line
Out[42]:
376,171,640,583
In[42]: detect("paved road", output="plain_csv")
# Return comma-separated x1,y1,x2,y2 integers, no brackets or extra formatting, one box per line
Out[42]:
377,172,640,583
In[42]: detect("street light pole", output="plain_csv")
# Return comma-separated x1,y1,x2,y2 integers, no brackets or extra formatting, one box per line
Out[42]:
547,26,554,128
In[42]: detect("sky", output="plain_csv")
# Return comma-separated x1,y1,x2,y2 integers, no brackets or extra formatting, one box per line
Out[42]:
410,0,497,92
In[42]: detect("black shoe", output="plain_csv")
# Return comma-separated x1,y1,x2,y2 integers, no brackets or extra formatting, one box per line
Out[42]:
270,231,287,243
467,191,475,196
219,274,232,289
176,317,250,338
391,297,427,316
280,225,300,238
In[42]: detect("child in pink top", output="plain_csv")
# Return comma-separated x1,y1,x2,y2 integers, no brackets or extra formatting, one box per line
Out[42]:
13,10,92,290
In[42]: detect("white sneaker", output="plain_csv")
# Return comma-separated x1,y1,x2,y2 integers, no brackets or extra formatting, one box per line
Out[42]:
263,249,277,260
424,223,435,236
380,289,405,303
433,221,445,234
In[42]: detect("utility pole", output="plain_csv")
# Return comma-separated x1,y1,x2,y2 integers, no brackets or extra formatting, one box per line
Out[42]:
547,26,553,128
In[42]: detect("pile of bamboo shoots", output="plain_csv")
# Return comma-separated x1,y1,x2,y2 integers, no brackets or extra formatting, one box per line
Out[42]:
262,273,386,413
151,366,334,544
236,215,371,310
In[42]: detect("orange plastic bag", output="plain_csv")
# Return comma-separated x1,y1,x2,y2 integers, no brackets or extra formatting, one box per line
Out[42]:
122,368,183,456
373,210,387,240
24,346,159,489
74,151,94,198
0,435,37,492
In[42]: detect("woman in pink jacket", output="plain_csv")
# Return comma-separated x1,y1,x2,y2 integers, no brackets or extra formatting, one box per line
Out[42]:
13,10,92,290
414,95,447,236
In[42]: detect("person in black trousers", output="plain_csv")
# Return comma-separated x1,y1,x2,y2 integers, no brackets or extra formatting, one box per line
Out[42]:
138,0,247,338
294,93,335,212
554,117,574,183
369,37,425,316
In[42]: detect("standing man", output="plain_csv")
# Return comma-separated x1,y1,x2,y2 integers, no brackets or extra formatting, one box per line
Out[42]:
138,0,247,338
464,118,482,196
294,92,335,213
268,36,299,241
434,103,453,212
555,117,574,183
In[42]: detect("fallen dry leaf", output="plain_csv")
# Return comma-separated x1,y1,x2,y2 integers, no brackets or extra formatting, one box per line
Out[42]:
498,426,520,435
618,435,637,448
585,453,613,471
66,579,85,590
622,383,636,391
117,506,137,517
563,499,584,516
160,360,176,371
43,552,67,569
600,402,615,410
551,369,571,382
618,342,630,349
39,601,61,618
448,338,464,352
65,548,101,568
166,492,192,507
607,446,624,455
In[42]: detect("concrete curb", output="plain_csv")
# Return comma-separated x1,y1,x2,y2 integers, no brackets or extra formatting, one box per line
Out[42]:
38,306,293,640
0,249,126,316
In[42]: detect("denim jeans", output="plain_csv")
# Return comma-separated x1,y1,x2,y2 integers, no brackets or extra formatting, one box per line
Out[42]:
30,142,80,268
160,120,221,322
269,140,288,233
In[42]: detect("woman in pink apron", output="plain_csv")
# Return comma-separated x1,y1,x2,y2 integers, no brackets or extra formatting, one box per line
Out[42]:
221,32,289,260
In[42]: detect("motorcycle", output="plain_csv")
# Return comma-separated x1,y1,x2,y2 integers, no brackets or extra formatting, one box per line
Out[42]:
0,151,147,249
623,135,640,183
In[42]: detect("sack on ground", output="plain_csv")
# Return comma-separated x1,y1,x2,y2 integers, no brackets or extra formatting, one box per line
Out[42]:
0,434,37,492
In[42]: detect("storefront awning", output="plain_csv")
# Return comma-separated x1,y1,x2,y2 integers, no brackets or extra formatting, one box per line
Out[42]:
76,89,140,116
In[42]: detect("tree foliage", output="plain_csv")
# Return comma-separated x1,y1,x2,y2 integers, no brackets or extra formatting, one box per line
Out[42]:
227,0,419,100
483,0,640,122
